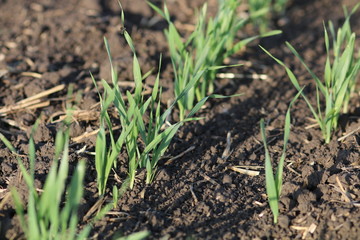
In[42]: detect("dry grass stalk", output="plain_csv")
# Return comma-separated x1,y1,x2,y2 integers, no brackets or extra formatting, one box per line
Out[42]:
227,166,260,176
0,84,65,116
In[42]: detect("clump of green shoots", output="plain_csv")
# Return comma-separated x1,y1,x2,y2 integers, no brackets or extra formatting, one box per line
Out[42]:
261,4,360,143
0,116,90,240
93,32,186,190
93,10,225,191
248,0,288,33
149,0,281,120
260,90,302,224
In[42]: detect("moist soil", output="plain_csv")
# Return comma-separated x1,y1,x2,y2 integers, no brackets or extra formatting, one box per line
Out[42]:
1,0,360,239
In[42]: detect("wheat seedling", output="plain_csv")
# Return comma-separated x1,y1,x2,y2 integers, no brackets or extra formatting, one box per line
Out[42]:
93,3,244,193
95,34,234,190
261,4,360,143
149,0,280,120
0,115,90,240
260,90,302,224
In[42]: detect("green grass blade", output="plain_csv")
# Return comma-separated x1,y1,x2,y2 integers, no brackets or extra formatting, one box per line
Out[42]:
147,1,169,21
95,127,107,195
260,45,322,127
324,23,332,88
285,42,326,95
104,37,118,86
117,0,125,25
10,188,28,237
227,30,282,57
27,192,40,239
260,119,279,224
143,123,181,154
60,160,85,234
0,133,18,153
187,93,242,118
275,88,303,194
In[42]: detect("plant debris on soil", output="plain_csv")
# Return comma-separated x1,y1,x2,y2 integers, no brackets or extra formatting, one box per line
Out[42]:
1,0,360,239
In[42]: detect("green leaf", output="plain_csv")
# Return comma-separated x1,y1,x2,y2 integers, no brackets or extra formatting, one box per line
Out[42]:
285,42,326,95
104,37,117,86
260,45,322,129
324,23,332,88
95,127,107,195
275,88,303,195
10,188,28,236
260,119,279,224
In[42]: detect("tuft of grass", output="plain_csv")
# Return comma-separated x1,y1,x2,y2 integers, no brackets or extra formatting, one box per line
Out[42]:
329,4,360,114
149,0,281,120
93,4,242,192
261,4,360,143
0,115,91,240
92,30,186,190
260,90,302,224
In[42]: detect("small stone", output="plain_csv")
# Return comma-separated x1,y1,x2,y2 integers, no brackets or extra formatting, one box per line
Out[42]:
69,122,82,138
58,66,73,78
278,215,290,228
42,72,60,85
222,174,232,184
0,69,8,78
121,205,130,211
215,191,226,202
37,61,49,73
156,169,170,181
29,123,52,143
30,3,44,12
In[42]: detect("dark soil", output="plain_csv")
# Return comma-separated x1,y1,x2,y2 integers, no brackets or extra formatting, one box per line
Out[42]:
1,0,360,239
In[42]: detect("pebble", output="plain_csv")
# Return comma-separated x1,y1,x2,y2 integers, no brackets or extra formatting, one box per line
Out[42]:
215,191,226,202
156,169,170,181
0,69,8,78
278,215,290,228
222,174,232,184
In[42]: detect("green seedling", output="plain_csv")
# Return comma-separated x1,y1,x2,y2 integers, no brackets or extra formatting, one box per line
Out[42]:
261,4,360,143
260,90,302,224
94,31,234,191
149,0,281,120
330,4,360,113
0,116,90,240
93,32,184,190
93,4,240,192
92,3,129,196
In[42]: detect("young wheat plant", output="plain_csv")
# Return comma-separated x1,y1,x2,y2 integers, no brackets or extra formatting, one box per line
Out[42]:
92,4,234,191
261,4,360,143
94,32,236,191
149,0,281,120
260,90,302,224
0,116,90,240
